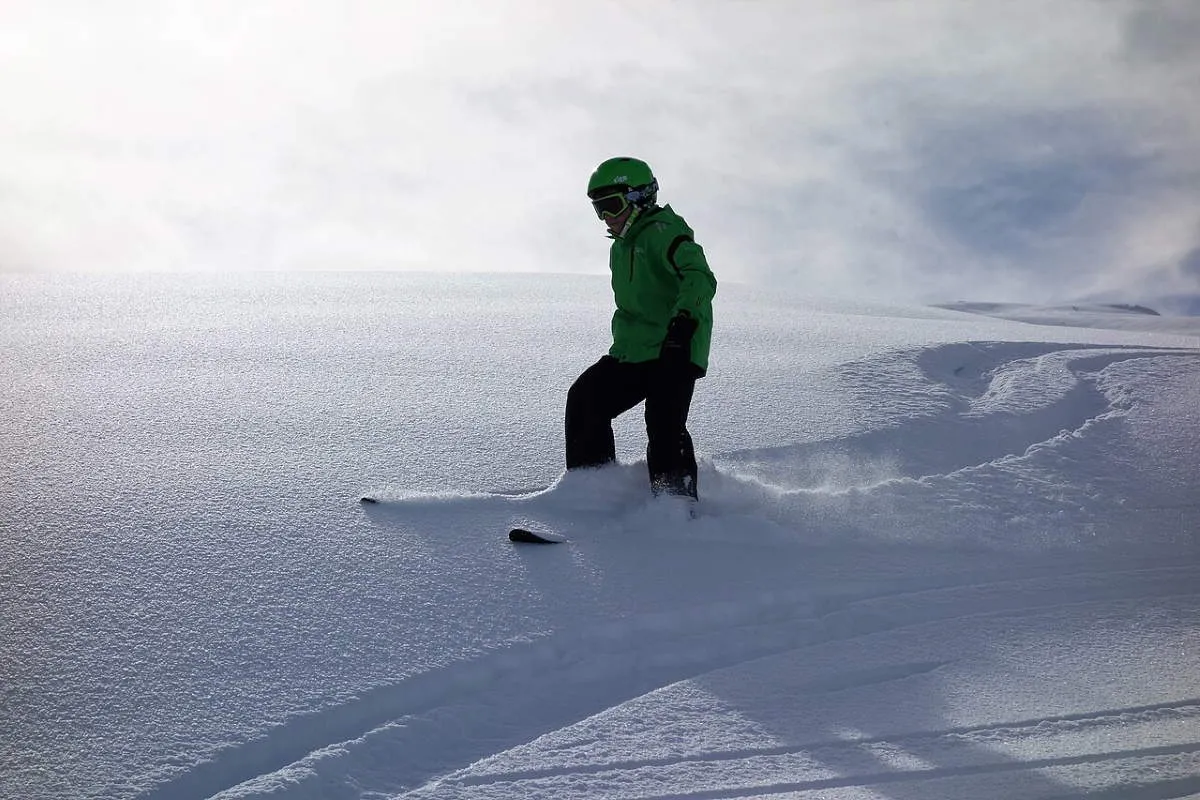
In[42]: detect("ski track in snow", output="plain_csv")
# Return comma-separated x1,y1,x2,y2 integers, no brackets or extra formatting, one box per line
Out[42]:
441,703,1200,800
181,567,1200,800
193,567,1200,800
132,341,1200,800
720,341,1195,492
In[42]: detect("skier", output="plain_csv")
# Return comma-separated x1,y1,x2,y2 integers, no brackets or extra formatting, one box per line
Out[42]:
565,157,717,501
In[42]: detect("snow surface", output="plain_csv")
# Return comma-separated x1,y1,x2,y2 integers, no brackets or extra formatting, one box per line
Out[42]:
2,272,1199,800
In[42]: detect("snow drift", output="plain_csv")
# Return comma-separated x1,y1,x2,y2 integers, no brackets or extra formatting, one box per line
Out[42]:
1,274,1197,800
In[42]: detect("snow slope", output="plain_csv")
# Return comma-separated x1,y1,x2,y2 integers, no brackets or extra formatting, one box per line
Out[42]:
1,274,1198,800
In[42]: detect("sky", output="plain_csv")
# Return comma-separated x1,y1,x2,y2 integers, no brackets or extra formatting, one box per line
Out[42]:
2,0,1199,311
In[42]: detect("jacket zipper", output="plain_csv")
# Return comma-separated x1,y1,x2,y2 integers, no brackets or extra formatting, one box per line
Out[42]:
628,248,635,282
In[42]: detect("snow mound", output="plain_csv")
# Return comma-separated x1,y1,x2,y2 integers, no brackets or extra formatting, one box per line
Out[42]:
941,301,1161,317
933,301,1200,336
363,459,797,546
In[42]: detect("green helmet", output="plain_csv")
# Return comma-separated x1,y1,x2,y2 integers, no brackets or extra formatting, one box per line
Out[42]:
587,157,658,205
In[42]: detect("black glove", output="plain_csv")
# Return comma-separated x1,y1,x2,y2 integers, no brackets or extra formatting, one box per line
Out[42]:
659,312,698,367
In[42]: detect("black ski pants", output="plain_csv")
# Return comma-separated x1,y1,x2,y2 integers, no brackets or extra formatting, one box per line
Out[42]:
565,355,699,499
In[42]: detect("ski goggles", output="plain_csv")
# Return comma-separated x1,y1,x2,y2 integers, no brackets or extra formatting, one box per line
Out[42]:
590,181,658,220
590,189,633,220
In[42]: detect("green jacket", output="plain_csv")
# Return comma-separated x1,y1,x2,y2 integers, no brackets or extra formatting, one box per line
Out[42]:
607,205,717,372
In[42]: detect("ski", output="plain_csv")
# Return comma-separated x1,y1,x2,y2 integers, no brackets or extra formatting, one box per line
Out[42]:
508,528,566,544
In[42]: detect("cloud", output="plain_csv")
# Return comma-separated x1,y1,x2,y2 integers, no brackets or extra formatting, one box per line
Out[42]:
1,1,1198,311
1124,0,1200,66
1146,239,1200,314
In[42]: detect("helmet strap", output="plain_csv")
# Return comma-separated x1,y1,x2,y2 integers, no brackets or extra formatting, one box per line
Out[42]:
614,205,644,239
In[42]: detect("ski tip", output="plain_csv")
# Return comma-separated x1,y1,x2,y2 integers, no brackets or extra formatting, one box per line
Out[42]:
359,496,380,505
508,528,566,544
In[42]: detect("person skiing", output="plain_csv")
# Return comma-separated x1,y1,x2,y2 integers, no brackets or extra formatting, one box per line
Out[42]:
565,157,717,501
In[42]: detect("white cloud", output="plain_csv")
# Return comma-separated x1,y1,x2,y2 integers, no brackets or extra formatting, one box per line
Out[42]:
1,1,1198,309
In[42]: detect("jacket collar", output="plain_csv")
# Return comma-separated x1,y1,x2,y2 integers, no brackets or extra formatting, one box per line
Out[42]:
608,204,666,240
